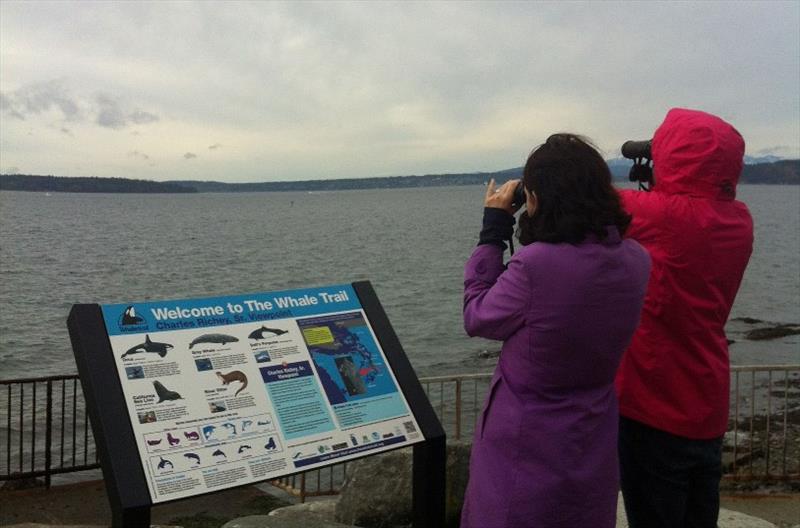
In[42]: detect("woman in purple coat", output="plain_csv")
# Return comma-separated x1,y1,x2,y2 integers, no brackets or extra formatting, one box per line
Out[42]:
461,134,650,528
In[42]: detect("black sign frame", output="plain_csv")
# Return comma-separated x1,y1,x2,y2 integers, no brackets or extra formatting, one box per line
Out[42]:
68,280,445,527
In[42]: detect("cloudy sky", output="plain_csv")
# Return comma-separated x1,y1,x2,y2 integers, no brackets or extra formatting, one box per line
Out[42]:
1,1,798,182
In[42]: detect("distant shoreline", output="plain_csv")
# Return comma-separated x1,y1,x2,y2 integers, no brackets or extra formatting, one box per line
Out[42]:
1,159,798,193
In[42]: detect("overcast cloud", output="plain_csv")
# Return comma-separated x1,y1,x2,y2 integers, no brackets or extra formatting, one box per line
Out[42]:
1,1,798,181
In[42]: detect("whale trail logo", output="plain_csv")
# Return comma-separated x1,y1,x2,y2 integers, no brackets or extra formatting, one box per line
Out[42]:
118,305,149,332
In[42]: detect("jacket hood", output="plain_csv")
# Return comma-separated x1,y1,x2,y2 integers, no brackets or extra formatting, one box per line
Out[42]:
651,108,744,200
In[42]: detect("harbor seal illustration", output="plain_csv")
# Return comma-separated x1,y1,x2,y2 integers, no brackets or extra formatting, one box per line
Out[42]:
122,335,173,358
216,370,248,397
189,333,239,349
248,326,288,339
153,381,182,403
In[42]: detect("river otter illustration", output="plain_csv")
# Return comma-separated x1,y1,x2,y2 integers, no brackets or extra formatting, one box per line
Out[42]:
248,326,288,339
122,335,173,358
189,334,238,349
216,370,248,397
153,381,182,403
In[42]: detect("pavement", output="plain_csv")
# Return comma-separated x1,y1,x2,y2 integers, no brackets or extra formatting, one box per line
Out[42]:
0,479,798,527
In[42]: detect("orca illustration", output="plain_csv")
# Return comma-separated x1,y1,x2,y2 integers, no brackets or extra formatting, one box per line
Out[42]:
184,453,201,465
157,456,173,470
189,333,238,349
123,335,173,358
265,437,277,450
153,381,182,403
121,306,145,326
248,326,288,340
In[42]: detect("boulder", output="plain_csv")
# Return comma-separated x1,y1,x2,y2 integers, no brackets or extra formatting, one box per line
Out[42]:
222,512,354,528
334,442,471,528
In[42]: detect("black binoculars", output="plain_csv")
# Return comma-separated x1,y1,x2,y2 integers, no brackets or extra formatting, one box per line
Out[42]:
621,139,653,189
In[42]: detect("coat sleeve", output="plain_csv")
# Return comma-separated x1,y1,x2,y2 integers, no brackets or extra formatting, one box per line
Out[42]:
463,244,530,341
620,189,667,244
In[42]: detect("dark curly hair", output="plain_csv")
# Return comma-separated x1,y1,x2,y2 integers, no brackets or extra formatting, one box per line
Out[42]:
517,133,631,245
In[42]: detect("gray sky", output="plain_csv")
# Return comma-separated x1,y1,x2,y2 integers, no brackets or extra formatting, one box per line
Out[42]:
1,1,798,182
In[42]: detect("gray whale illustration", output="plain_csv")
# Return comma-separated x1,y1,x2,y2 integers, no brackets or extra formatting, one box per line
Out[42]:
153,381,182,403
189,333,239,349
122,335,173,358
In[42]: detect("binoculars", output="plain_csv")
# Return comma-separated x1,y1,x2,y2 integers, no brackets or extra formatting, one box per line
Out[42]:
621,139,653,188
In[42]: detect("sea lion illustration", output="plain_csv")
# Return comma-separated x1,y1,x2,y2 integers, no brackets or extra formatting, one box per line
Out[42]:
238,445,251,453
202,425,216,440
153,381,182,403
184,452,201,465
167,432,180,446
189,334,238,349
121,306,145,326
222,422,237,435
122,335,173,358
212,449,226,458
248,326,288,339
216,371,248,397
157,456,173,470
265,437,276,450
184,431,200,441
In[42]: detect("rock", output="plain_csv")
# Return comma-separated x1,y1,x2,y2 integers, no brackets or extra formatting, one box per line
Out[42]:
745,324,800,341
615,493,776,527
335,442,471,528
732,317,764,324
268,499,339,520
222,513,355,528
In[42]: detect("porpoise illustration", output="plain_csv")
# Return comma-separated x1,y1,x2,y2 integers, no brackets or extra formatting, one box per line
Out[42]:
184,453,201,465
222,423,237,435
189,334,238,349
212,449,226,458
248,326,288,340
122,335,173,358
153,381,182,403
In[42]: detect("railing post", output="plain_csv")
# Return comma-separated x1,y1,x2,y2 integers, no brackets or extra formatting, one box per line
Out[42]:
45,380,53,489
454,379,462,440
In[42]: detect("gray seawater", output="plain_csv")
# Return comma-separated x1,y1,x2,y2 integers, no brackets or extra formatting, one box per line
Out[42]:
0,184,798,381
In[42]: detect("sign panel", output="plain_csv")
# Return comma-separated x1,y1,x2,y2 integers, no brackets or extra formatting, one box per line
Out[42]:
99,284,424,503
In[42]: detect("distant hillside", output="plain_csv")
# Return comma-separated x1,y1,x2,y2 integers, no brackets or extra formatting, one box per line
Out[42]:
1,159,796,194
608,158,799,184
0,174,196,193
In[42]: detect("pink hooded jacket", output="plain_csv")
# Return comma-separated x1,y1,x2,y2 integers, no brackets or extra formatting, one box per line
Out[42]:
615,108,754,439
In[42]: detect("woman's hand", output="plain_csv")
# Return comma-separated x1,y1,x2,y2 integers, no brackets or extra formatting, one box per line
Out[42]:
484,178,520,215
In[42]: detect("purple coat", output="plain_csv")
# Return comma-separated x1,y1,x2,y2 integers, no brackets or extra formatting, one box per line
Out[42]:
461,227,650,528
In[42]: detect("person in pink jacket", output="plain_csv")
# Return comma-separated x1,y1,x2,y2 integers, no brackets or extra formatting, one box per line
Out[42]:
616,108,754,527
461,134,650,527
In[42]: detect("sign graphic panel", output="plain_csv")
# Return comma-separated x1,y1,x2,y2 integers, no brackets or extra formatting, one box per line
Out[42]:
100,284,423,503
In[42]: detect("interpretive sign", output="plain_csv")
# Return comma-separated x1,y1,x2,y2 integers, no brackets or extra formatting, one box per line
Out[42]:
68,281,445,527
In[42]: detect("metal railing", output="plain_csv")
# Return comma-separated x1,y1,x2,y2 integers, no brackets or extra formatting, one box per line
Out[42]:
0,375,99,487
1,366,798,496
